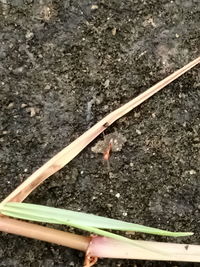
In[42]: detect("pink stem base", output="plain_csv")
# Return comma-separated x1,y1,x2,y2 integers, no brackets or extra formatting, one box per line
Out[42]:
88,236,200,262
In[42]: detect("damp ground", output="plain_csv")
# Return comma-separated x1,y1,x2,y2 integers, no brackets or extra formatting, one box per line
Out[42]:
0,1,200,266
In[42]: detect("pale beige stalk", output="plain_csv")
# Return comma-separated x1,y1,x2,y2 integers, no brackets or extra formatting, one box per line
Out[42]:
88,236,200,262
2,56,200,203
0,216,90,251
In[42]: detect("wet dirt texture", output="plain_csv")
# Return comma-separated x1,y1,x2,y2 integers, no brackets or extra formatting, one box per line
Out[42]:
0,0,200,266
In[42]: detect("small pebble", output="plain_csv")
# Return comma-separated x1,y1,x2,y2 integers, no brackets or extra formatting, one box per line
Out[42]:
7,102,14,109
21,103,27,108
134,112,140,118
91,5,98,10
136,129,141,135
25,31,34,39
112,27,117,36
26,107,39,117
13,66,24,74
115,193,120,198
189,170,196,175
44,84,51,90
104,79,110,88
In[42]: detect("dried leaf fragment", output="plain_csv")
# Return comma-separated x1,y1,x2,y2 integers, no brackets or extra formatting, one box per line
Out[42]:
91,132,127,154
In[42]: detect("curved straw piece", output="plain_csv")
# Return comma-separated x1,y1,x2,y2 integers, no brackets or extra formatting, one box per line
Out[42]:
2,56,200,203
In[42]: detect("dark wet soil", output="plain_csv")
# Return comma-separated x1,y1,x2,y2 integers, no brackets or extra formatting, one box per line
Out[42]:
0,0,200,266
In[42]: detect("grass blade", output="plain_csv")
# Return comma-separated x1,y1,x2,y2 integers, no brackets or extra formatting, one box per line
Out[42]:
0,203,193,237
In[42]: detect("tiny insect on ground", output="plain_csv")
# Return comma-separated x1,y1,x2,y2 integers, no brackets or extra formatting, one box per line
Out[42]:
103,122,109,128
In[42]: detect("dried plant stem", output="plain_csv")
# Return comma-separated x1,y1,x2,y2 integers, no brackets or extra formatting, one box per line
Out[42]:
88,236,200,262
0,216,89,251
1,217,200,262
2,56,200,203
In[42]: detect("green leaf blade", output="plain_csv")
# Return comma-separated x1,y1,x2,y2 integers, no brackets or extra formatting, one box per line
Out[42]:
0,202,193,237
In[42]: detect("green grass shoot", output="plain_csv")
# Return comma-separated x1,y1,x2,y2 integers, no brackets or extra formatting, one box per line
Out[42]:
0,202,193,246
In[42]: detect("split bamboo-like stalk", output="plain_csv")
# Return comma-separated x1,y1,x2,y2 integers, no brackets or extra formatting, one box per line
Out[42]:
0,216,89,251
